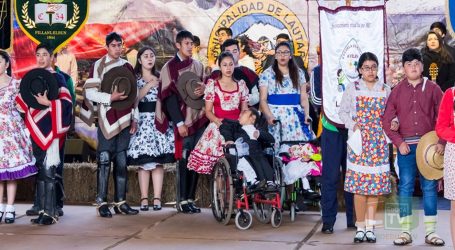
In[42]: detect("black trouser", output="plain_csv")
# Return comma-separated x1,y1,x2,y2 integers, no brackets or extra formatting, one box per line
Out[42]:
179,127,205,202
320,127,354,226
96,128,131,204
31,138,66,210
32,141,58,217
245,154,274,181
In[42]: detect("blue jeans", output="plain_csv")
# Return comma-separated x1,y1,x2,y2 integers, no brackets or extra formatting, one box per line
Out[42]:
397,144,437,217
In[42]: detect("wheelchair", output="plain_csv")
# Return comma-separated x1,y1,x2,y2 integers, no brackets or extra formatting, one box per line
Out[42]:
210,144,284,230
274,120,322,222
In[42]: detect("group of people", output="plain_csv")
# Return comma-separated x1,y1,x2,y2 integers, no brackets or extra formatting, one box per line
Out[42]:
1,19,455,248
1,43,73,225
313,21,455,247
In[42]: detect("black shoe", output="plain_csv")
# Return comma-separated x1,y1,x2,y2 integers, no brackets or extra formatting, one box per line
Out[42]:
39,214,57,225
97,204,112,218
0,211,3,222
140,198,149,211
152,198,162,211
302,189,321,201
4,211,15,224
31,213,43,224
57,207,64,217
26,205,40,216
266,183,279,192
321,223,334,234
180,203,193,214
365,231,376,243
31,213,57,225
347,222,356,230
114,202,139,215
188,203,201,213
354,231,365,243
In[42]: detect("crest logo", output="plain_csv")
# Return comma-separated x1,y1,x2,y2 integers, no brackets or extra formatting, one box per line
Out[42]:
14,0,89,52
337,38,362,88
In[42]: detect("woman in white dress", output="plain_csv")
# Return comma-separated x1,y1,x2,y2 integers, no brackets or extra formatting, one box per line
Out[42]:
127,47,175,211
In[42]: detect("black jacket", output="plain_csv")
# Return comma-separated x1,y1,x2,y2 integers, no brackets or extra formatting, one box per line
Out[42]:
219,119,275,153
422,49,455,92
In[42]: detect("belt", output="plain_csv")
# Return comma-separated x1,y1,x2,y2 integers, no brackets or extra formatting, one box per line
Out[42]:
138,102,156,113
268,94,300,105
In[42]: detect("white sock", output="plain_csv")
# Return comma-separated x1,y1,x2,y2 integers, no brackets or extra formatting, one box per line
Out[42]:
302,177,311,190
5,205,14,218
366,219,375,231
424,215,437,235
0,203,4,212
356,221,365,232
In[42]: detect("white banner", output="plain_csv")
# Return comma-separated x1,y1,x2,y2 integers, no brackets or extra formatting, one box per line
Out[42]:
320,6,384,125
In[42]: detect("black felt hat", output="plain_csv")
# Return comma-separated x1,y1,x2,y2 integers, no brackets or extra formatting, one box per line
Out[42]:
19,68,59,110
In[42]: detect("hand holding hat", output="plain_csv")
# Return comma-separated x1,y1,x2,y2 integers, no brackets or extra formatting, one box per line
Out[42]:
416,131,445,180
34,90,51,107
110,85,128,102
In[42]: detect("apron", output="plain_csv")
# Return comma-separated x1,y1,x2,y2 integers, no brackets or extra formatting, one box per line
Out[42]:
344,81,391,195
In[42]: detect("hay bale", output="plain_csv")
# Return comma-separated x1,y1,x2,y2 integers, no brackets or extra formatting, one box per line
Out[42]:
16,162,212,207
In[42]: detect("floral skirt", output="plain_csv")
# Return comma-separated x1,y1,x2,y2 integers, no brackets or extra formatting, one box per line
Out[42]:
0,117,37,181
187,123,225,174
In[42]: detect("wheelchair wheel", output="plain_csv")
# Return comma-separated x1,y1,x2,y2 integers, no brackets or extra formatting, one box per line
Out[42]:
210,158,234,225
235,210,253,230
290,203,296,222
272,157,286,206
272,157,283,187
271,208,282,228
252,194,273,224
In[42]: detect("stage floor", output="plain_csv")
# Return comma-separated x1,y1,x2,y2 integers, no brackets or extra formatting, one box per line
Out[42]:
0,203,453,249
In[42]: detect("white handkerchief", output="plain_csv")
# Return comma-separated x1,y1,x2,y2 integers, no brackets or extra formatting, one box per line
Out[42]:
347,129,362,155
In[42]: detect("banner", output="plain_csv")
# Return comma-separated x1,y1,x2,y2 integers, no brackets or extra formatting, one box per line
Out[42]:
319,6,384,126
207,0,309,74
14,0,89,53
0,0,12,50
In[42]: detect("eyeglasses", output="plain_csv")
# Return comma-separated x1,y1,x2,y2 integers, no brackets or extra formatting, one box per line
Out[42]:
361,66,378,72
276,51,291,56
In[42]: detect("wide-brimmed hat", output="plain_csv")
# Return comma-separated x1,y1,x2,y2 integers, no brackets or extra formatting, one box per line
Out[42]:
177,71,204,110
416,131,444,180
20,68,59,110
100,66,137,110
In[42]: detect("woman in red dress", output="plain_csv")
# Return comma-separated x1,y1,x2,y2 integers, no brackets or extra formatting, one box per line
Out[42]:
188,52,249,174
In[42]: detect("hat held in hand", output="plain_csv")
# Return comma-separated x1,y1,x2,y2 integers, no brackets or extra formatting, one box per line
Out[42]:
100,66,137,110
19,68,59,110
177,71,204,110
416,131,444,180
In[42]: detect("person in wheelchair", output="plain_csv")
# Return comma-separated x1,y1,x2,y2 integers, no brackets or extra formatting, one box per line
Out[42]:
219,107,276,191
